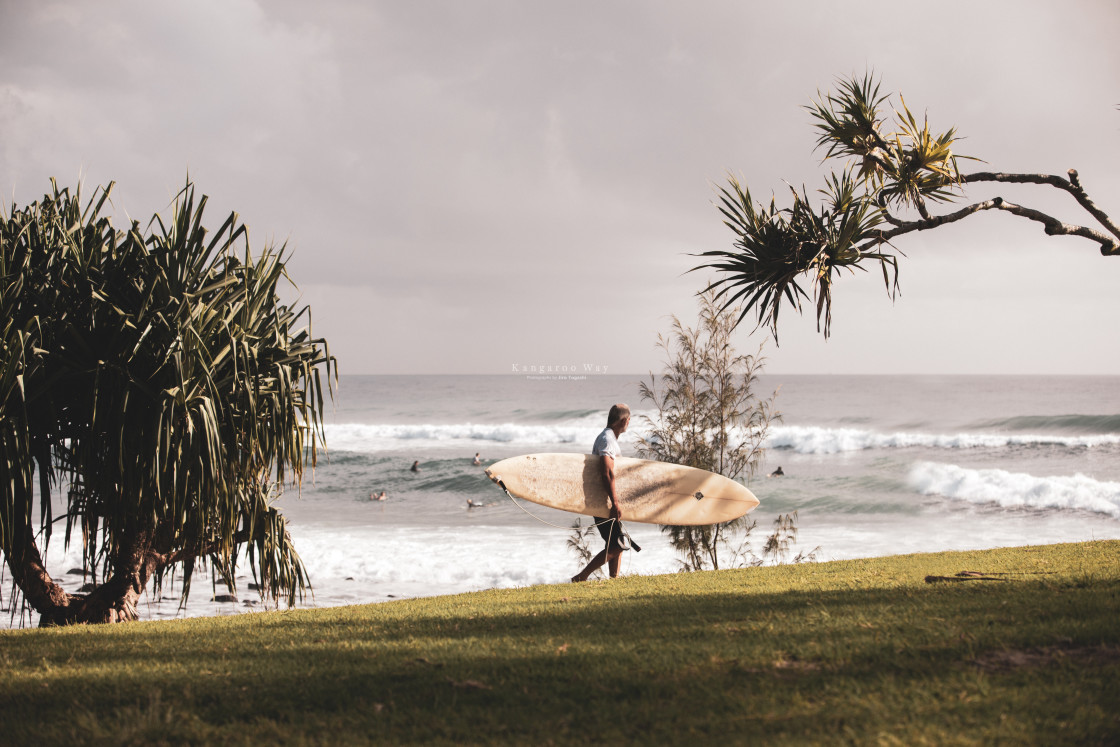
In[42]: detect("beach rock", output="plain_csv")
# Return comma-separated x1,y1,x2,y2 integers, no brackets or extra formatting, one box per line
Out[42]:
67,568,86,576
78,583,96,593
211,594,238,603
247,583,261,591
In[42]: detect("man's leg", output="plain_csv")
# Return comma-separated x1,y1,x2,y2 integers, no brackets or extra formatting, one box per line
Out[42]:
605,519,626,578
572,549,607,582
606,548,622,578
574,518,611,582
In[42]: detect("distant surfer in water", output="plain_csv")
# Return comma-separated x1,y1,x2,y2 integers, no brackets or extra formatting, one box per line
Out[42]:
572,403,635,582
472,453,482,466
410,460,421,473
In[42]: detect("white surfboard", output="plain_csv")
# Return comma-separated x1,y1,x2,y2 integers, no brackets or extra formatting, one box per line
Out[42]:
485,453,759,526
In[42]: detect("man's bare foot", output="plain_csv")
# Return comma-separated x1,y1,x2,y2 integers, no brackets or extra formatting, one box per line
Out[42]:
571,574,585,583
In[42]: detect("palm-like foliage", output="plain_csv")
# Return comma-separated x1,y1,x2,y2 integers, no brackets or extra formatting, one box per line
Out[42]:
700,169,893,339
700,73,955,339
807,73,891,178
878,96,974,209
0,179,335,625
698,72,1120,340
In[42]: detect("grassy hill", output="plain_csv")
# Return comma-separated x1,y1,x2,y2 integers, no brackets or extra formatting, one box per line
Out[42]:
2,541,1118,745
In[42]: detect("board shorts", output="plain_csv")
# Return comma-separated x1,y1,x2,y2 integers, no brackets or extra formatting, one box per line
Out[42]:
594,516,627,551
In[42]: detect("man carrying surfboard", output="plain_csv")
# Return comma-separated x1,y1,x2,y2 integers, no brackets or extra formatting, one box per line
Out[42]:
572,403,636,582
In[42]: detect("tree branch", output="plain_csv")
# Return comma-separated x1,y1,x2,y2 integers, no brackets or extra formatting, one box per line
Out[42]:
992,199,1118,246
151,527,253,569
915,194,932,221
963,170,1120,254
862,195,1120,256
865,197,1004,248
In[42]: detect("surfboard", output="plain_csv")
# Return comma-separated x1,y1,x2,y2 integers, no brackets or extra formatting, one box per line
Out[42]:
485,453,759,526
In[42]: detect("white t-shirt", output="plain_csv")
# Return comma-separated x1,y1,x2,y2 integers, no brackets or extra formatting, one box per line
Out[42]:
592,427,621,460
592,427,621,509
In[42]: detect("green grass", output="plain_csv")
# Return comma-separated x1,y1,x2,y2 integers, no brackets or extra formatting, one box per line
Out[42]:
2,541,1118,745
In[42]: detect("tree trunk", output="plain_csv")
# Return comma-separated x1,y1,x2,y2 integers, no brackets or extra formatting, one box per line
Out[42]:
7,527,159,626
685,530,702,571
4,524,76,622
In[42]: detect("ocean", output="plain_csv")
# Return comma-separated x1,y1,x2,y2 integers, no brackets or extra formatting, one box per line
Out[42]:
8,374,1120,628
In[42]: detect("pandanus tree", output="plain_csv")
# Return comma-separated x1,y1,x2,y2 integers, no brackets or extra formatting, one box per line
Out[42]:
0,179,335,625
698,73,1120,339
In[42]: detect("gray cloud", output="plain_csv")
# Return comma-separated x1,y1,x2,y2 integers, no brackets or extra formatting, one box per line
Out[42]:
3,0,1118,374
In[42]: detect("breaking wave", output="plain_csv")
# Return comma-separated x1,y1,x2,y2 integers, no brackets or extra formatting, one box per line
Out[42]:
322,421,1120,456
324,422,604,452
909,461,1120,519
968,414,1120,434
767,425,1120,455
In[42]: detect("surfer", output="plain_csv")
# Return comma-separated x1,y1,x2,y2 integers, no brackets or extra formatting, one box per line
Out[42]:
572,403,634,582
410,460,421,473
769,466,784,477
472,453,482,466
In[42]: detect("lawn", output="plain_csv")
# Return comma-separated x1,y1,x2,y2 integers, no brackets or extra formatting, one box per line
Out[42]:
2,541,1118,745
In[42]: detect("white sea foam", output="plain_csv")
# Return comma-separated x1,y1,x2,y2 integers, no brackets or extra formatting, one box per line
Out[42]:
324,421,1120,455
288,523,679,600
322,411,664,453
767,425,1120,455
10,484,1119,629
909,461,1120,519
5,523,681,628
323,422,606,452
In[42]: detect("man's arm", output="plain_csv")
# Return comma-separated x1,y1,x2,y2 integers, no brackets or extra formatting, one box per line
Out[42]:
602,454,623,521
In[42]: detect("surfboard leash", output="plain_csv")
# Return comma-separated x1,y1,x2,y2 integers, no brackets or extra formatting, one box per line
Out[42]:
490,475,640,553
491,476,586,531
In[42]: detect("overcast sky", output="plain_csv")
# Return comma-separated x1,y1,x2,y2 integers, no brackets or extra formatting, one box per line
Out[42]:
3,0,1118,375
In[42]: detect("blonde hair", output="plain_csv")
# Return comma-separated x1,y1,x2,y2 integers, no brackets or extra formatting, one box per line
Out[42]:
607,403,631,427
